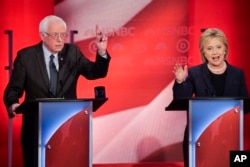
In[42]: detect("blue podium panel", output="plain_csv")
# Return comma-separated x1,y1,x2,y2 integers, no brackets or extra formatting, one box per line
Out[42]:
189,99,243,167
38,101,93,167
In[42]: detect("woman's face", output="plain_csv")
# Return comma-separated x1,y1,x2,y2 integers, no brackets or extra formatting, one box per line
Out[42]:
203,37,226,67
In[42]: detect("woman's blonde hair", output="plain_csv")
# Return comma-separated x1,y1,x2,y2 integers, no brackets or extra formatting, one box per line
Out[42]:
199,28,228,63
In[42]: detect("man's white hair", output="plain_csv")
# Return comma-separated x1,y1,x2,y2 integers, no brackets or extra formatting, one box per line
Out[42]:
39,15,67,32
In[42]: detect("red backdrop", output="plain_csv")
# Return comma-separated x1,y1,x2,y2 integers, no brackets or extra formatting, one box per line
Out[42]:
0,0,250,167
0,0,54,166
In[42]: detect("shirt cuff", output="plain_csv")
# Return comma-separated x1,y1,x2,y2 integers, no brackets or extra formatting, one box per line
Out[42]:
100,53,108,59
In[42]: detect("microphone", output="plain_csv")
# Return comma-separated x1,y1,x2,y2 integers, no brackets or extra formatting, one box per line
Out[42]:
59,80,65,98
59,80,63,87
58,52,64,69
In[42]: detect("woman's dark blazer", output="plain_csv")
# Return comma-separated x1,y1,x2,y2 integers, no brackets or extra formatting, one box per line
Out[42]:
173,62,248,97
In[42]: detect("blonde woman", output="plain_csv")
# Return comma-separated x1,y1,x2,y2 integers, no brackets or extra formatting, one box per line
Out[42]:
173,28,248,97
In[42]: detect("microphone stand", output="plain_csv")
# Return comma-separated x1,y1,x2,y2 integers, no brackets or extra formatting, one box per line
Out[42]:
4,30,13,167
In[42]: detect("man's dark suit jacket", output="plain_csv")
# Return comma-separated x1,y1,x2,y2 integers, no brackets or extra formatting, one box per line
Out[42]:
173,62,248,97
4,41,110,106
3,41,110,167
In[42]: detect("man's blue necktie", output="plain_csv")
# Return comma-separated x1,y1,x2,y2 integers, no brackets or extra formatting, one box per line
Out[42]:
49,55,58,96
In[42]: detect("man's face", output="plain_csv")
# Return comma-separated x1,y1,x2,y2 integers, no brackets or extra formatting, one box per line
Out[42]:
40,21,67,54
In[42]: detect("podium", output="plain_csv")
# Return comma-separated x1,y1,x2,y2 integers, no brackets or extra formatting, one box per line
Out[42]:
165,98,250,167
16,98,108,167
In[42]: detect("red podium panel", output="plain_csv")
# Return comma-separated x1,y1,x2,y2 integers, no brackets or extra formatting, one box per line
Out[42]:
16,98,107,167
166,98,250,167
194,105,241,167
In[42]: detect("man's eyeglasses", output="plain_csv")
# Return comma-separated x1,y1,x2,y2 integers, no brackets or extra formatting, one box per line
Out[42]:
43,32,68,40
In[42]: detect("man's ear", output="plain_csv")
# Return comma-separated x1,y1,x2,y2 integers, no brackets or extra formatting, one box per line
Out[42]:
39,32,45,41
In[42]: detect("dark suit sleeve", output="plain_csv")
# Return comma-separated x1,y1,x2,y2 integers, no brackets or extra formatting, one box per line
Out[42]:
173,76,194,98
239,70,249,97
75,46,111,80
173,65,205,97
3,52,26,108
